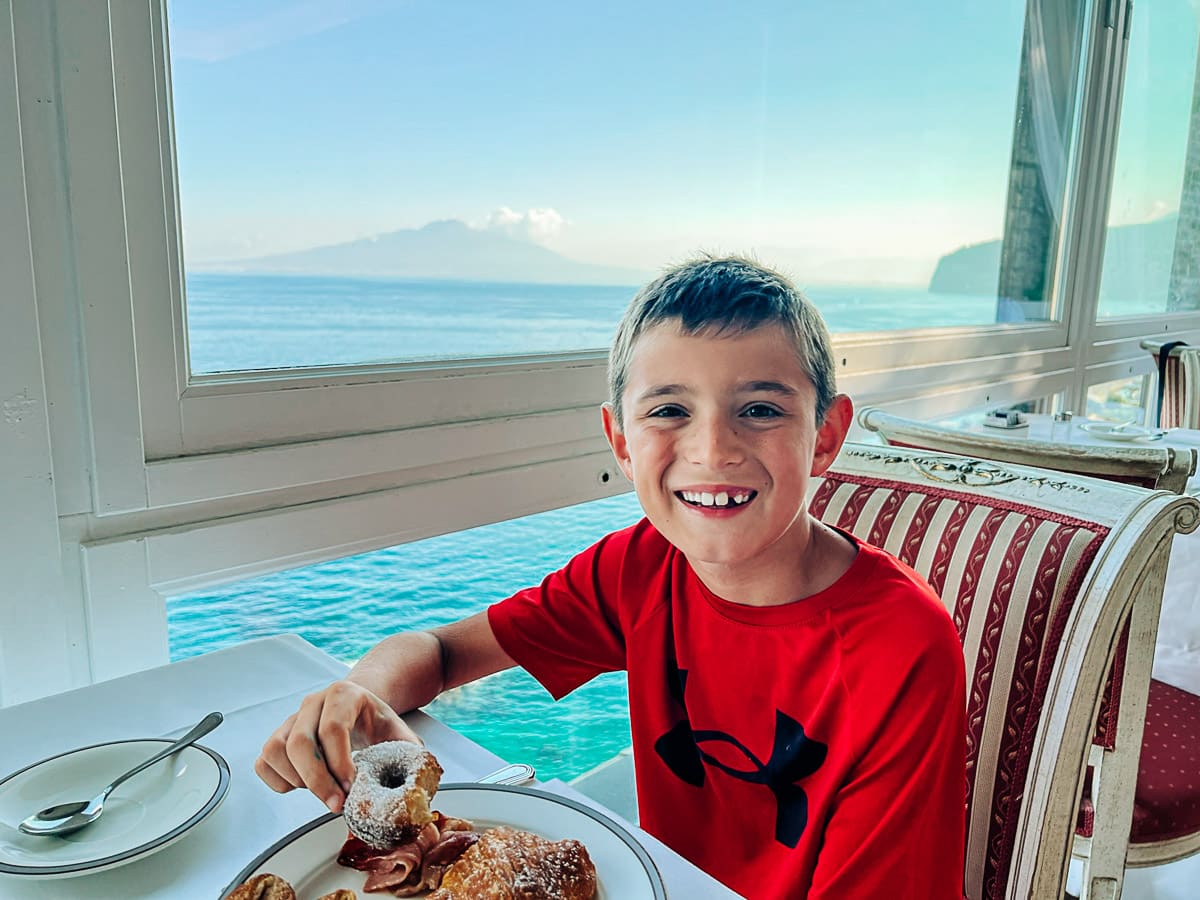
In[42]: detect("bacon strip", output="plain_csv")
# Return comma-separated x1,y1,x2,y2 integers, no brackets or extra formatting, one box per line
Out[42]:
337,813,478,895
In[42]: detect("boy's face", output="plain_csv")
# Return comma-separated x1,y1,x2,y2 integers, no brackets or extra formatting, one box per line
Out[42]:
602,320,852,583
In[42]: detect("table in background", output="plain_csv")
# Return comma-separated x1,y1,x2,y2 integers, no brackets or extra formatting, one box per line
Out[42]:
0,634,739,899
961,415,1200,491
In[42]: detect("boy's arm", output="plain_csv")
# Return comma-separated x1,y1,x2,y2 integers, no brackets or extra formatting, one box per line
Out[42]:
351,611,517,705
254,611,515,812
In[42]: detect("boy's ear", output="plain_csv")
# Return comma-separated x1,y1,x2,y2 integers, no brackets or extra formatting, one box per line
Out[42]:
601,403,635,482
811,393,853,477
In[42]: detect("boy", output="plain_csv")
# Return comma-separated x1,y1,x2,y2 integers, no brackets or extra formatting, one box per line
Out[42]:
256,256,966,898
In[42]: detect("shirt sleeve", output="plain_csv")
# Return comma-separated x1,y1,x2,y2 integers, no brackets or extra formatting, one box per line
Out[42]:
809,593,967,900
487,527,631,699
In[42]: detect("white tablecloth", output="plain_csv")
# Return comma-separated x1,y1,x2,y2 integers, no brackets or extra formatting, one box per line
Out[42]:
0,634,738,899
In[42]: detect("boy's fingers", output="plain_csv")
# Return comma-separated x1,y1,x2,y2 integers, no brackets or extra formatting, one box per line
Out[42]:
257,713,305,790
369,701,423,746
314,698,356,795
392,720,423,745
320,683,410,790
256,682,422,813
287,692,346,811
254,755,297,794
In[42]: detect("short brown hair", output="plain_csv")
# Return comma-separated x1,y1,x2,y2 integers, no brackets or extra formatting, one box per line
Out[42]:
608,255,837,426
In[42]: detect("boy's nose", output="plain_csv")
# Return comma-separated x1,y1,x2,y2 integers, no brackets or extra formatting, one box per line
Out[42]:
686,418,745,467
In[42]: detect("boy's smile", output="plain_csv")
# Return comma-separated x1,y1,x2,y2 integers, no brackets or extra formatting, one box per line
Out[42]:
676,487,755,511
602,321,854,605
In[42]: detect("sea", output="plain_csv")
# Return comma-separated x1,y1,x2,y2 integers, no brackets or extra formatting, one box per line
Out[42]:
182,272,1011,373
167,272,1005,781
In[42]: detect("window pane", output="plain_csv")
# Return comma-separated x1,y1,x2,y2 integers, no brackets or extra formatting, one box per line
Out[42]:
167,493,643,781
1097,0,1200,317
1085,376,1146,423
168,1,1082,374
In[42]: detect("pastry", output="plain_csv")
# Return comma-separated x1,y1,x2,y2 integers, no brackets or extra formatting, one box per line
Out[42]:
430,826,597,899
343,740,443,849
225,873,296,900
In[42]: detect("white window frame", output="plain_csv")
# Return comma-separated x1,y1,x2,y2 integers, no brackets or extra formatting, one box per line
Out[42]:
116,1,1089,503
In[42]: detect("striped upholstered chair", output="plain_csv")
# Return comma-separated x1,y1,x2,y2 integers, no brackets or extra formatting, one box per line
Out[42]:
857,407,1200,884
1143,339,1200,430
813,442,1198,900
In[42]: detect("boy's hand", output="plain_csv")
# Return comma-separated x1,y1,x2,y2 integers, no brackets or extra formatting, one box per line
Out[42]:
254,680,420,813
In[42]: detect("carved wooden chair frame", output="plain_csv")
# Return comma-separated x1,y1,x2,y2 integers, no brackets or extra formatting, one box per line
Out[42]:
817,441,1198,899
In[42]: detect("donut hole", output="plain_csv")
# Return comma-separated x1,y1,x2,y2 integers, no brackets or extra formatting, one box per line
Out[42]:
379,763,409,790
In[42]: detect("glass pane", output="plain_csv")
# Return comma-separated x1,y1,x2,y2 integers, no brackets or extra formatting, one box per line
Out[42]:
167,492,643,781
1097,0,1200,317
168,1,1083,374
1085,376,1146,423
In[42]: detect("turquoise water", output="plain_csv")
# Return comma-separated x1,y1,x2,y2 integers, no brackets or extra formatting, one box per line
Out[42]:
169,272,1004,781
168,492,643,781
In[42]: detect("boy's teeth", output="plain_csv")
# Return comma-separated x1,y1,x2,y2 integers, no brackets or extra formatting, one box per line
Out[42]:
680,490,751,507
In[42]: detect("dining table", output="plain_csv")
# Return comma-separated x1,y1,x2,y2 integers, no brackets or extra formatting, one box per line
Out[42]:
955,413,1200,491
0,633,740,899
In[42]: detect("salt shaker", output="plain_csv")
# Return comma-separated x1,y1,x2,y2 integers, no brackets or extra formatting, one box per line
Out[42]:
1050,411,1073,442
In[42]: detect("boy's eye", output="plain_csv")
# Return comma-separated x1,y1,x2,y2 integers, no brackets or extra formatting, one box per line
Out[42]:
742,403,783,419
647,404,687,418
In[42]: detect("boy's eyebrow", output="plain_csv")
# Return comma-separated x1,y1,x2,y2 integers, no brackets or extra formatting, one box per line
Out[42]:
634,384,690,402
739,380,799,396
633,381,800,403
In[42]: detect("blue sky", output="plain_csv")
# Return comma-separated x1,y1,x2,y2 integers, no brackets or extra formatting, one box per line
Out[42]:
167,0,1196,285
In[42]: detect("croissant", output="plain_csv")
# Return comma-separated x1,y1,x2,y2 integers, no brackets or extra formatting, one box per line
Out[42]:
227,874,356,900
429,826,597,899
225,873,296,900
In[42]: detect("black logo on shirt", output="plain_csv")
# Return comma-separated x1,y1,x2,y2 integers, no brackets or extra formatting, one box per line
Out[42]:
654,661,827,848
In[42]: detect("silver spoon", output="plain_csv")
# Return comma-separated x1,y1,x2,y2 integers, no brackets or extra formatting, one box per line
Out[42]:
18,711,223,837
475,763,535,786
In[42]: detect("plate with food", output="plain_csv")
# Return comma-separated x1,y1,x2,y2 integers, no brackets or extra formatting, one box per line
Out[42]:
220,741,664,899
0,739,229,878
1077,421,1158,442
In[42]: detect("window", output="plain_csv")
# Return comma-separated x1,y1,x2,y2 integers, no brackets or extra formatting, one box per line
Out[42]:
1096,0,1200,317
123,0,1111,466
1085,376,1146,423
167,0,1081,382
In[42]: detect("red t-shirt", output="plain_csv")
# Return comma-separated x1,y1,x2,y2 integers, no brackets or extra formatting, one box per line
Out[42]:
489,519,966,899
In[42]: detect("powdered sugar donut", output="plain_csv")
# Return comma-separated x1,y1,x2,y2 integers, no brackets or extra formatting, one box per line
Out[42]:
343,740,444,849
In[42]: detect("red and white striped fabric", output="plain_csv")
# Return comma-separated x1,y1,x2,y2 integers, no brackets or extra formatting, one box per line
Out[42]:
810,471,1109,900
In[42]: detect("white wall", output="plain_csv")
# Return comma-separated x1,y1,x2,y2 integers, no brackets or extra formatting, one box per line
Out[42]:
0,0,77,704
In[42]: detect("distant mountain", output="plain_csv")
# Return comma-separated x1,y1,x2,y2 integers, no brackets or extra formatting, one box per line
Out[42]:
928,241,1003,296
202,219,648,286
929,214,1180,305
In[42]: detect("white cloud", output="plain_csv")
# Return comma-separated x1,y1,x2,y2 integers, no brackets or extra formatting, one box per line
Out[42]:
483,207,568,244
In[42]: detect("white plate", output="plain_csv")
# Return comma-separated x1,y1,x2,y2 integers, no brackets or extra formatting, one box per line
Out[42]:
219,783,666,899
1078,421,1155,442
0,739,230,878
